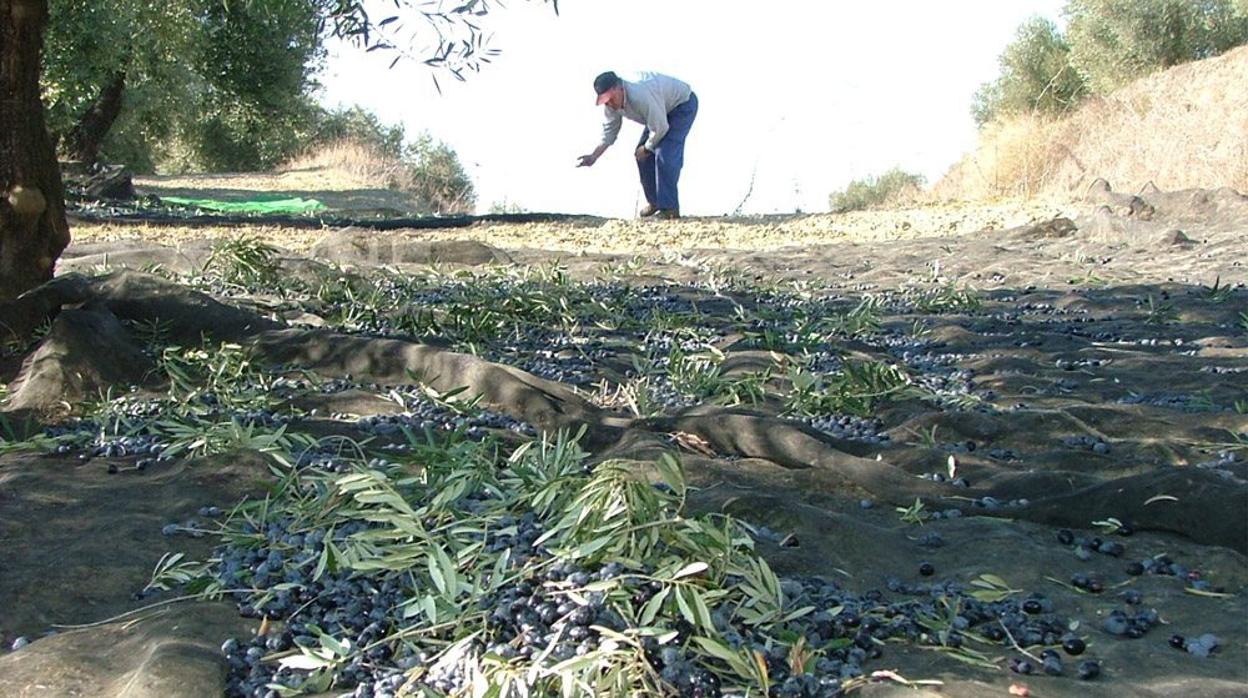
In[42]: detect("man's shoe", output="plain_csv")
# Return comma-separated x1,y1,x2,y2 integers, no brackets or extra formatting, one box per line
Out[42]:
655,208,681,220
639,204,659,217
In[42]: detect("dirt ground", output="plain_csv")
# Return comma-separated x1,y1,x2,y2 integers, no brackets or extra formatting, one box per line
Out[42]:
90,172,1083,254
3,178,1246,697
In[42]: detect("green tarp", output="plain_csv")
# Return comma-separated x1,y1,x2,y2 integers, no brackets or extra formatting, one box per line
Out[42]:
161,195,326,215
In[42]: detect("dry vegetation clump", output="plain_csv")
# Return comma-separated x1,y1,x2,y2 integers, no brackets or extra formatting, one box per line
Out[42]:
279,138,411,191
930,114,1068,200
934,44,1248,200
277,137,475,214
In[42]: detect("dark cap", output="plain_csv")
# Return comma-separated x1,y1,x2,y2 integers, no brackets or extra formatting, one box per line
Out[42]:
593,71,621,104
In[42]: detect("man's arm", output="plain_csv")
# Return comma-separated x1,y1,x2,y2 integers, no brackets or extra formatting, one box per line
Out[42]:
577,142,610,167
578,110,622,167
601,109,623,148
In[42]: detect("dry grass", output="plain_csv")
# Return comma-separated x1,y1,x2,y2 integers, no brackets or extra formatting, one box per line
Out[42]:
70,222,329,253
930,114,1066,200
935,45,1248,200
278,139,474,215
279,139,410,191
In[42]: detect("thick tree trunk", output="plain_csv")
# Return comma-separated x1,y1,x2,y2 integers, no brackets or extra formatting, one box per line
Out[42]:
64,71,125,166
0,0,68,301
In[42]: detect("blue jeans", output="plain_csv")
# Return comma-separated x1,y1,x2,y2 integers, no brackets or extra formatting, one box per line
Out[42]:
637,92,698,211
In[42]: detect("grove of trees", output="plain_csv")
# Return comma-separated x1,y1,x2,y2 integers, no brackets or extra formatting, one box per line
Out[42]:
1,0,552,301
42,0,493,179
974,0,1248,126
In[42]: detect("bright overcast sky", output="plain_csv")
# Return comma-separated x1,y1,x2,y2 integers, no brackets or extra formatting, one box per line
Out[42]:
319,1,1066,217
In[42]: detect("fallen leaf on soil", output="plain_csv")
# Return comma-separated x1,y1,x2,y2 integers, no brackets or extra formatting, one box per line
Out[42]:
670,431,717,456
1184,587,1235,599
869,669,943,687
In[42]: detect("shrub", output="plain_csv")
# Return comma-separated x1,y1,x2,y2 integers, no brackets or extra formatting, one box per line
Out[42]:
488,198,529,214
303,105,407,160
405,133,476,214
828,168,926,213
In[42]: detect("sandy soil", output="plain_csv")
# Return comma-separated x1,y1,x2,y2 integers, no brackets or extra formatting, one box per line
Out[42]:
74,196,1080,256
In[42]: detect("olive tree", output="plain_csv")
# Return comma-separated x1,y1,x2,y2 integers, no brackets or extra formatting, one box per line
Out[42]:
972,17,1089,126
971,2,1247,127
42,0,202,166
1066,0,1248,92
186,0,327,171
1,0,68,300
44,0,328,171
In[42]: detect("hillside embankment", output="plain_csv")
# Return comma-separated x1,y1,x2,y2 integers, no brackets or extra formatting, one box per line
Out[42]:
933,45,1248,201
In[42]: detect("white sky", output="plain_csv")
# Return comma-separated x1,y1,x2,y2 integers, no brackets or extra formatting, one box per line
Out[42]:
318,1,1066,217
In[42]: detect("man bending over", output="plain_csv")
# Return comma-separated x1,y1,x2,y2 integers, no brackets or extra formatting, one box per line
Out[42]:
577,71,699,219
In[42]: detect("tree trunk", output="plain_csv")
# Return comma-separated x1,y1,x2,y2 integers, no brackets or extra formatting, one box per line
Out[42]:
64,70,125,166
0,0,69,301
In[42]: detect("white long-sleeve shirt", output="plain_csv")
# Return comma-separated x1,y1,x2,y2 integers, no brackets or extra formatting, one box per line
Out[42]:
600,72,693,152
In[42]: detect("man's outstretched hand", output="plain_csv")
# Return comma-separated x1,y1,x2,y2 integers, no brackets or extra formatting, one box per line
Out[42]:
576,154,597,167
634,145,652,162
